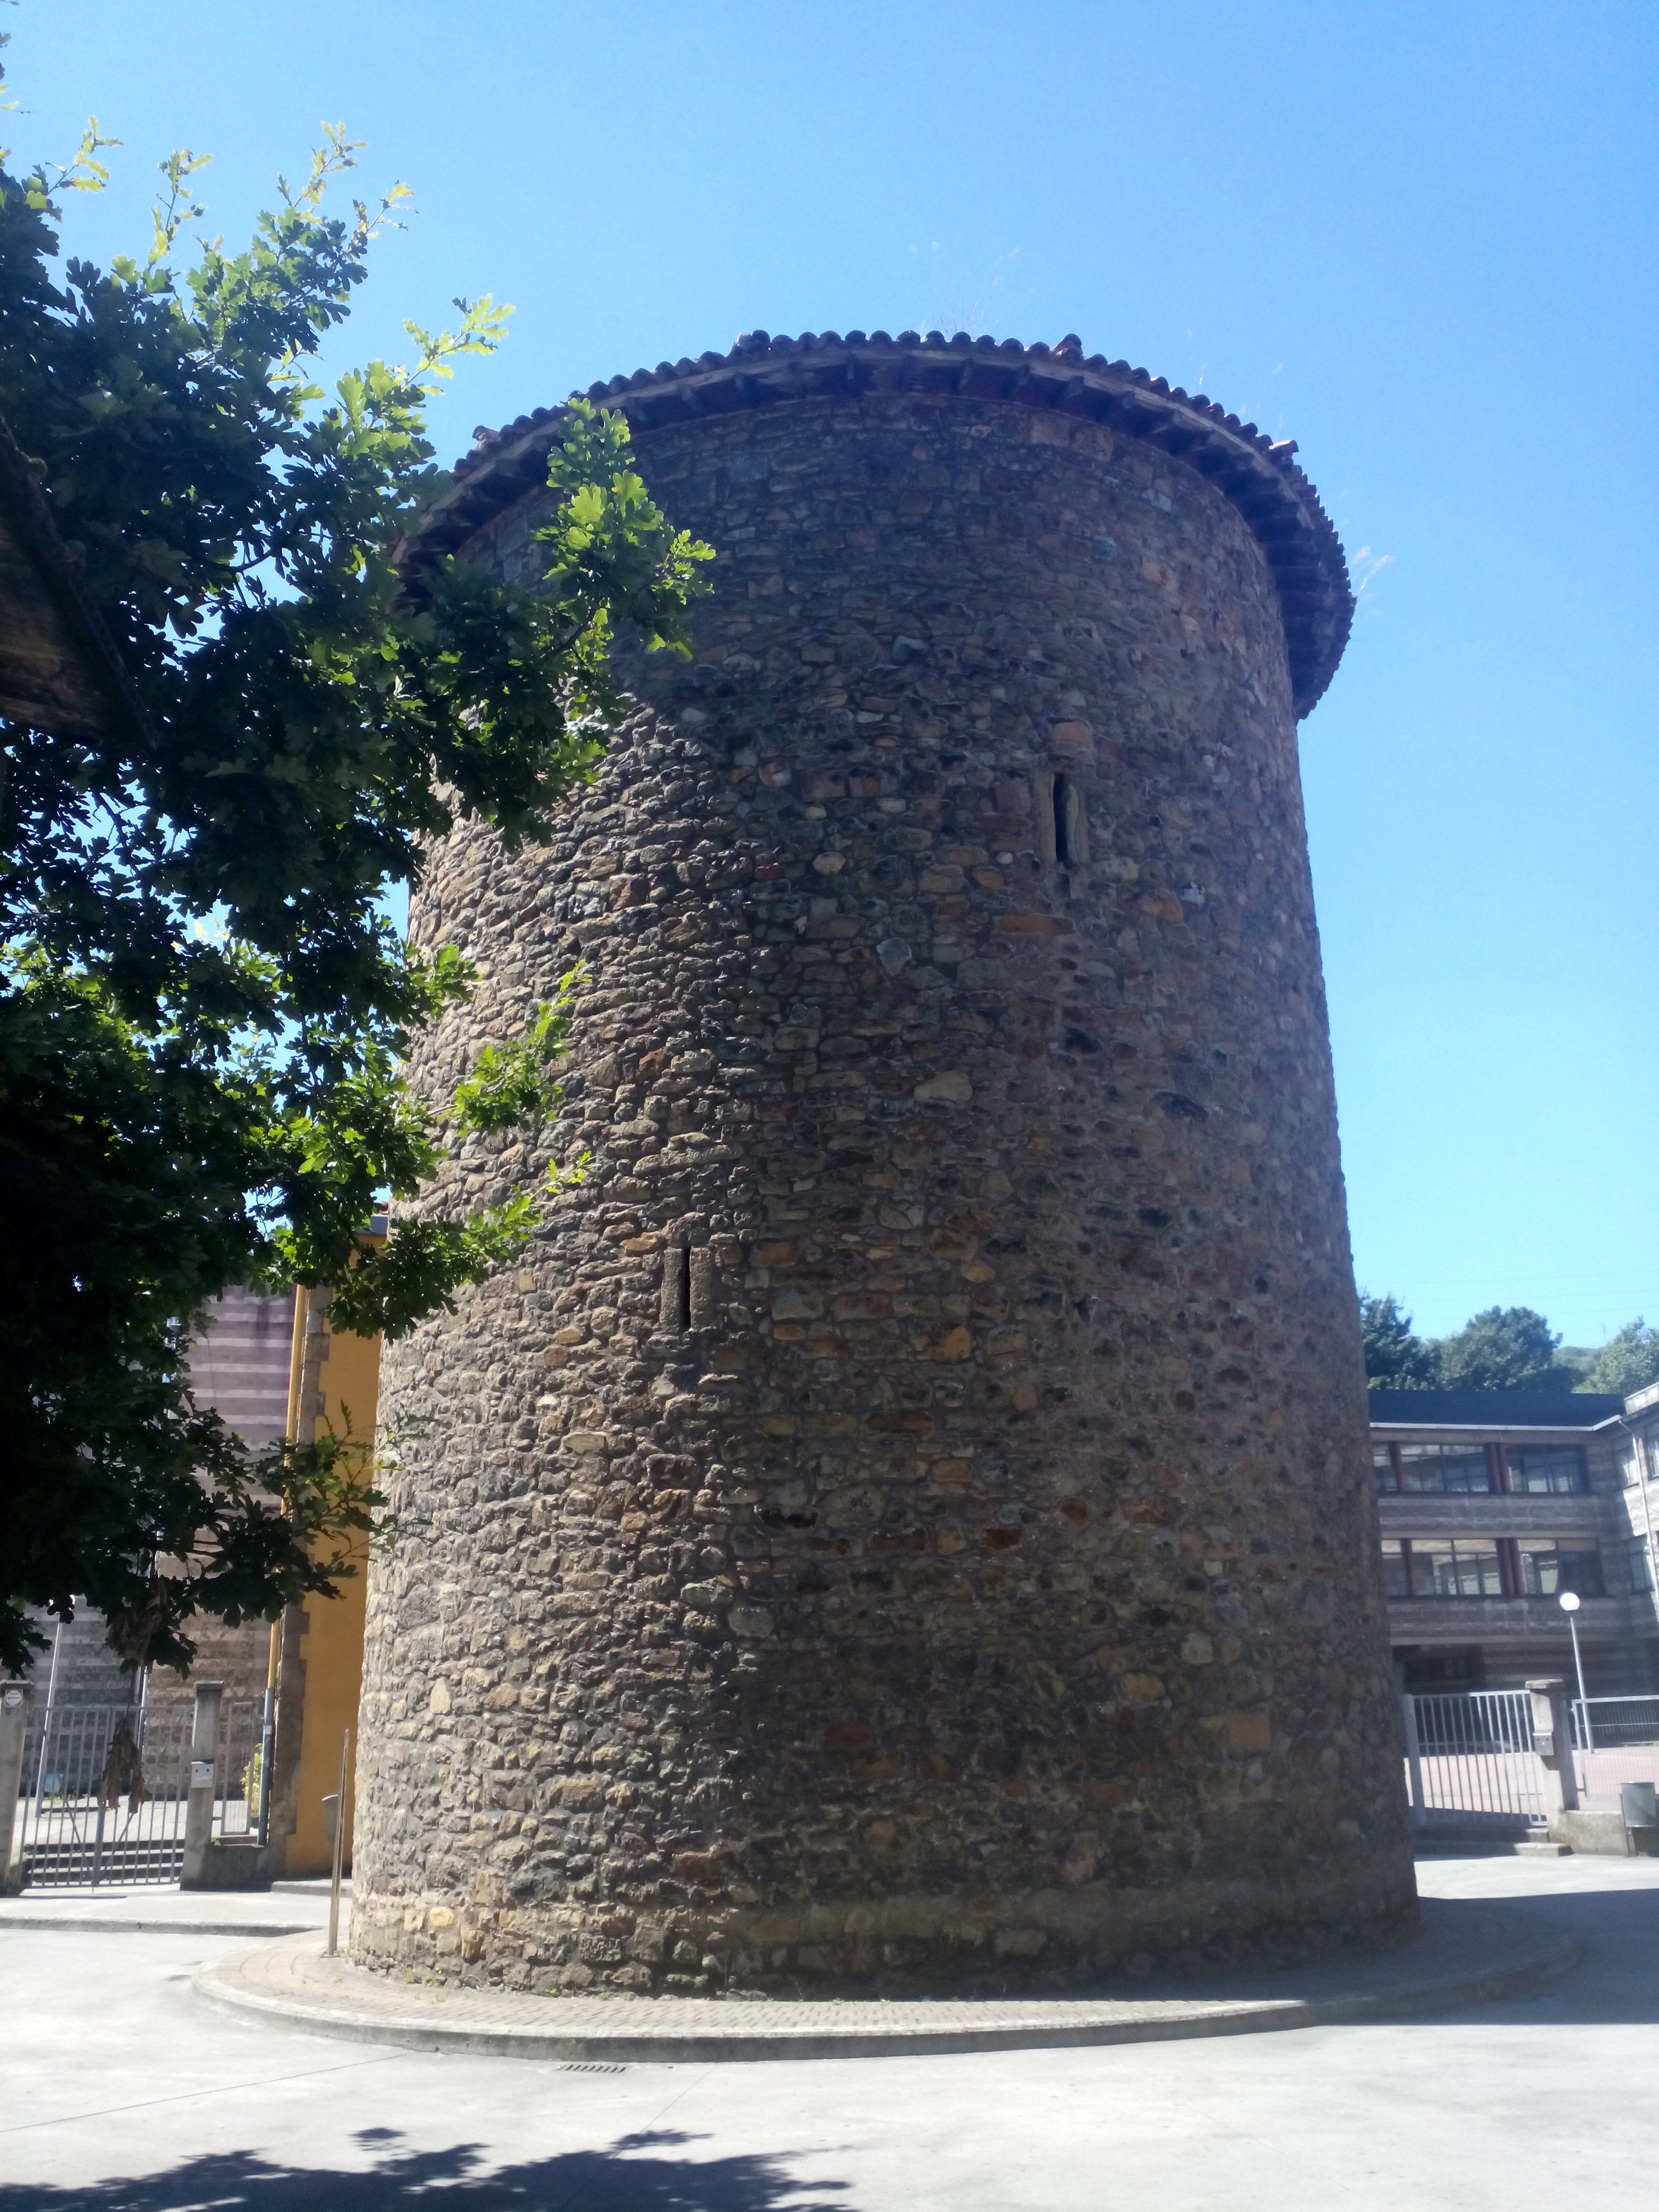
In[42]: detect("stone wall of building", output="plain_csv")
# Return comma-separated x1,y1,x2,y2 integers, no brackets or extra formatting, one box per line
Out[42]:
350,339,1415,1993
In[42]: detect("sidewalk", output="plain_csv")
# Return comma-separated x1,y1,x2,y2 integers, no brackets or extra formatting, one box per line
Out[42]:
194,1891,1577,2062
0,1878,341,1938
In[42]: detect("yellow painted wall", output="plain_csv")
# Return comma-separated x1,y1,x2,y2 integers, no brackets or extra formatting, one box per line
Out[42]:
282,1293,380,1877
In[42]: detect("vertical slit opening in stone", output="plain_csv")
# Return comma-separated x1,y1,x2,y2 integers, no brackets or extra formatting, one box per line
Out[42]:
1053,775,1087,865
1034,768,1057,862
661,1245,691,1331
689,1248,716,1331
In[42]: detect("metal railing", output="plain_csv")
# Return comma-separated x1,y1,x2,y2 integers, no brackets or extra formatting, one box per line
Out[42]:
1570,1696,1659,1811
1411,1690,1536,1757
1572,1694,1659,1751
1402,1689,1659,1827
1403,1690,1546,1828
11,1695,261,1886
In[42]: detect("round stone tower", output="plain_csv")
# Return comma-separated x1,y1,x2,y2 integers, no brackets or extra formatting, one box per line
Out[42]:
351,330,1415,1994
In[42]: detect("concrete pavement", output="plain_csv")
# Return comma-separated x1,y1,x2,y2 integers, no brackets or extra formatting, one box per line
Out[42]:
0,1879,336,1938
1,1855,1655,2209
193,1893,1578,2060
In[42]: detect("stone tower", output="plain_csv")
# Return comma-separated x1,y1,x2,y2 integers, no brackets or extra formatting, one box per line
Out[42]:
351,331,1415,1993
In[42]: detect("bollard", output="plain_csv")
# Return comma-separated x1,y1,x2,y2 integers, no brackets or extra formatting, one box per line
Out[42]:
0,1683,34,1894
179,1680,223,1889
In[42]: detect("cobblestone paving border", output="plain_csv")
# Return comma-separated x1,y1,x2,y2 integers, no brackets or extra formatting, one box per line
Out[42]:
195,1900,1579,2062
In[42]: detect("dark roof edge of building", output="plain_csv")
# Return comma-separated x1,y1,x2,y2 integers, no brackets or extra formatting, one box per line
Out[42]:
1368,1388,1629,1433
403,329,1353,717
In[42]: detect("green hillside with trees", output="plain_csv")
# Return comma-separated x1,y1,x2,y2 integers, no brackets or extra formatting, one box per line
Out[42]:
1360,1296,1659,1397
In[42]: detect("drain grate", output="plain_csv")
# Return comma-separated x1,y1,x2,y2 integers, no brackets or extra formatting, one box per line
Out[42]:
558,2061,628,2074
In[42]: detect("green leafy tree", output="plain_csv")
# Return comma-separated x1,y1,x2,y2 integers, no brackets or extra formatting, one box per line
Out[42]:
1579,1320,1659,1398
1358,1292,1441,1389
0,82,711,1673
1435,1306,1582,1393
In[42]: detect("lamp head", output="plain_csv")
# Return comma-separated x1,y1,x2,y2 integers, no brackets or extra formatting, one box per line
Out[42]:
1558,1590,1581,1614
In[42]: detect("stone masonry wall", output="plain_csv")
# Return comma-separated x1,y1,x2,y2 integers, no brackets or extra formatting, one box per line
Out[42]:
351,385,1415,1993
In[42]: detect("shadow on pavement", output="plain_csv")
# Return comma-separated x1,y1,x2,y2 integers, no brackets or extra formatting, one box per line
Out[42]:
1414,1885,1659,2027
0,2128,854,2212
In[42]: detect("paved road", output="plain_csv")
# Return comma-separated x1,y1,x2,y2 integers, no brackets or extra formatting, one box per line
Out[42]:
1,1856,1654,2209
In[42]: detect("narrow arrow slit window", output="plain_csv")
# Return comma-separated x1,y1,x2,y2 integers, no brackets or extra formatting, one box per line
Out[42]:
661,1246,691,1331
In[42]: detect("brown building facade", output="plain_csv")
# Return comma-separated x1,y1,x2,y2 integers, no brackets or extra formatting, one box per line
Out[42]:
1374,1387,1659,1696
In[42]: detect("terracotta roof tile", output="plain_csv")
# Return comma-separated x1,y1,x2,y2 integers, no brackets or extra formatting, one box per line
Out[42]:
409,331,1353,715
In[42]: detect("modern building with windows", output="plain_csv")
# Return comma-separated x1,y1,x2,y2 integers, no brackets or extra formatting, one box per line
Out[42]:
1371,1387,1659,1694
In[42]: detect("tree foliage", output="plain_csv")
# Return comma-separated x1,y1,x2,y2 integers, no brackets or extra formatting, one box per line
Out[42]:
1361,1284,1659,1401
0,77,710,1673
1579,1320,1659,1398
1434,1305,1581,1393
1358,1293,1441,1389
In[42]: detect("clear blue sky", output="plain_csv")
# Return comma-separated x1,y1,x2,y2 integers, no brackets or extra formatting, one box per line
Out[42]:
16,3,1657,1346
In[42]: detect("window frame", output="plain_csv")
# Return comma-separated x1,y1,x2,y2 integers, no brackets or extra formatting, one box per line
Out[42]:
1380,1533,1604,1601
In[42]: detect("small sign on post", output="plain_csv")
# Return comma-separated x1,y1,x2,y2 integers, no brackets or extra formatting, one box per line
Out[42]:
327,1728,351,1957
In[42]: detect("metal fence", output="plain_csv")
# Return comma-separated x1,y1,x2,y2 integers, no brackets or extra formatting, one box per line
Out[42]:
10,1695,261,1886
1404,1689,1547,1829
1403,1689,1659,1829
1570,1695,1659,1812
1572,1694,1659,1750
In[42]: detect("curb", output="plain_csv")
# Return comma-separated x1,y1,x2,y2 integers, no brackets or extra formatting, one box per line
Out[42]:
193,1918,1583,2063
2,1914,325,1938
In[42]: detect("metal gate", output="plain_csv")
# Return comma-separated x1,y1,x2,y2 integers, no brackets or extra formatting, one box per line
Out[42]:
1402,1689,1659,1831
1404,1689,1547,1832
12,1696,260,1886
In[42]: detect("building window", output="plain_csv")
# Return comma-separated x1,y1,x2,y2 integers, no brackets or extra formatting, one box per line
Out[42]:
1505,1446,1587,1496
1409,1536,1504,1599
1394,1444,1495,1496
1381,1535,1607,1601
1033,768,1089,865
1625,1539,1656,1595
1515,1539,1605,1598
1373,1444,1400,1494
660,1246,691,1331
1620,1443,1643,1489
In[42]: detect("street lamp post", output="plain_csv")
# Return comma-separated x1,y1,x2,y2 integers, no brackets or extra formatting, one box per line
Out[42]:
1558,1589,1594,1752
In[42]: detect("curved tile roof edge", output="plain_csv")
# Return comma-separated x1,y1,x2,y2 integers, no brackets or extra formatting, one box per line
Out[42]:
406,329,1354,717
